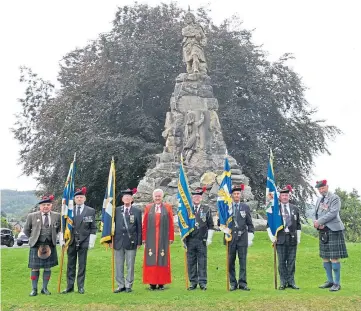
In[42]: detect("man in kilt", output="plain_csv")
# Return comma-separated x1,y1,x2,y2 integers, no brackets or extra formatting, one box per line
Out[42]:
227,184,255,291
24,194,62,296
267,185,301,290
185,187,214,291
314,180,348,291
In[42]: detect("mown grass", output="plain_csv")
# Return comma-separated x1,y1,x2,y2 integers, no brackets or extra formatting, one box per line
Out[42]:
1,232,360,311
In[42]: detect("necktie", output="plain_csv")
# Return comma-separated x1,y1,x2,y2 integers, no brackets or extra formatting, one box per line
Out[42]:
234,203,239,214
156,205,160,213
283,205,291,227
77,206,81,217
125,208,129,216
44,213,49,228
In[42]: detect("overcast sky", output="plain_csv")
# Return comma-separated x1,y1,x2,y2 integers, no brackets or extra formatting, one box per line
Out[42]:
0,0,360,195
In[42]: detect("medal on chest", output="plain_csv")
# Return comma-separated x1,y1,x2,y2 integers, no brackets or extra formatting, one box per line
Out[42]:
130,215,135,223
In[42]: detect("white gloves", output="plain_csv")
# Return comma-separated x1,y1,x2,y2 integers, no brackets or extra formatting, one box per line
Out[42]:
206,230,214,246
59,232,65,247
222,227,231,235
88,234,97,249
267,228,276,243
248,232,254,247
297,230,301,244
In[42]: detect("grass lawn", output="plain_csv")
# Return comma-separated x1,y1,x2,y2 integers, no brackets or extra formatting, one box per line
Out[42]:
1,232,360,311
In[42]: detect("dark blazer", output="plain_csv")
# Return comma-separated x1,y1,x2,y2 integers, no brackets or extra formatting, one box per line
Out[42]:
187,204,214,241
276,204,301,245
70,205,97,248
24,211,61,247
114,205,142,250
226,202,254,247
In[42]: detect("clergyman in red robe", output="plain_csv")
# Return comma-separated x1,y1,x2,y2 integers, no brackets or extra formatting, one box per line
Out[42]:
142,188,174,290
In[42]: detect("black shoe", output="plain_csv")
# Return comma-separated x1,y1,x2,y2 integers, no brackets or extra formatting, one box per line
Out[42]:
200,285,207,291
279,285,286,290
158,285,165,290
319,281,333,289
187,285,197,290
61,287,74,294
288,284,299,290
29,289,37,296
113,287,126,293
149,285,157,291
239,285,251,291
78,287,85,294
329,284,341,291
230,285,238,291
41,288,51,295
125,288,132,293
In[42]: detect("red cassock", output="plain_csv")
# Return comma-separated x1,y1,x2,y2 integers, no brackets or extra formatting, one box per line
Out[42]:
142,203,174,285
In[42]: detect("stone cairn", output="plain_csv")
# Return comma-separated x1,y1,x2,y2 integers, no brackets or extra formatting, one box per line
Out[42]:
134,9,266,230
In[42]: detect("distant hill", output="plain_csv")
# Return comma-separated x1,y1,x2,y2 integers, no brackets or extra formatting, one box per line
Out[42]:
1,189,38,221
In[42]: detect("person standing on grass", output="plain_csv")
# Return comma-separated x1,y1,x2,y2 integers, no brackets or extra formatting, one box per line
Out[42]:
185,187,214,291
267,185,301,290
61,187,97,294
142,189,174,290
24,194,62,296
112,188,142,293
314,180,348,292
227,184,255,291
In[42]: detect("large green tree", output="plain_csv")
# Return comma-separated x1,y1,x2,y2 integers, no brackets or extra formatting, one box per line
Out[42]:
336,188,361,242
13,3,339,212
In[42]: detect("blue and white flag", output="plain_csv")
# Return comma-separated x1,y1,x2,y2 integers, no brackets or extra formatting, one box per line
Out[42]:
101,158,116,244
217,157,233,241
266,150,283,236
61,153,76,247
177,155,195,241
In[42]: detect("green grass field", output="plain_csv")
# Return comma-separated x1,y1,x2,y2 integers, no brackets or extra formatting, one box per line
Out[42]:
1,232,360,311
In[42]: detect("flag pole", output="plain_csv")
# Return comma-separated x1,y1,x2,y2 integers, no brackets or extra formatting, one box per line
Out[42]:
273,242,277,289
111,157,115,292
57,246,65,293
184,249,189,289
226,240,230,291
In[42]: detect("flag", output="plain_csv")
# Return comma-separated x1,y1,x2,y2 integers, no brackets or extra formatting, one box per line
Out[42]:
265,149,283,236
100,158,116,244
61,154,76,247
177,155,195,241
217,157,233,241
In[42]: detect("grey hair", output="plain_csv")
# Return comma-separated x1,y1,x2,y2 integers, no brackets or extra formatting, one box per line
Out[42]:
153,188,164,197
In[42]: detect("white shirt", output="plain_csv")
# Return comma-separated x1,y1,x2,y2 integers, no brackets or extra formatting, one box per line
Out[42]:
124,205,131,214
75,204,84,216
41,212,51,226
155,204,161,213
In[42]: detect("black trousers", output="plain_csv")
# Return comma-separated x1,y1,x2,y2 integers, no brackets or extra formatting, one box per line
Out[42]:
67,242,89,289
276,235,297,286
228,242,248,287
186,238,207,286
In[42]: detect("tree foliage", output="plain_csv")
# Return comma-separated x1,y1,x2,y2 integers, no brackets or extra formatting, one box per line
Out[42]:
13,3,339,212
336,188,361,242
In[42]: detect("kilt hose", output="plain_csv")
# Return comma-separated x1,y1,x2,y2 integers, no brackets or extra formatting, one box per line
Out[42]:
28,245,58,269
186,238,208,286
276,235,297,286
319,230,348,259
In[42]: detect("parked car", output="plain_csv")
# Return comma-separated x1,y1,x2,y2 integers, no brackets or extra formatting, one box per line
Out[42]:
0,228,14,247
17,231,29,246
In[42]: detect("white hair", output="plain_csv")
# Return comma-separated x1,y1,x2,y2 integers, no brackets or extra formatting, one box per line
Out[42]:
153,188,164,197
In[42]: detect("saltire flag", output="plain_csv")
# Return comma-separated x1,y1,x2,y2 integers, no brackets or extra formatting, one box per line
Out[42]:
217,157,233,241
61,153,76,247
100,158,116,244
177,155,195,241
265,149,283,236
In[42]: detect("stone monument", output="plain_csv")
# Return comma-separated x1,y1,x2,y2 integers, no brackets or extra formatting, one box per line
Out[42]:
135,9,260,222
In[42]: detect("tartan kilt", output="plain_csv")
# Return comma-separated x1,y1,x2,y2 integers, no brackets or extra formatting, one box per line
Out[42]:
28,245,58,269
319,230,348,259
